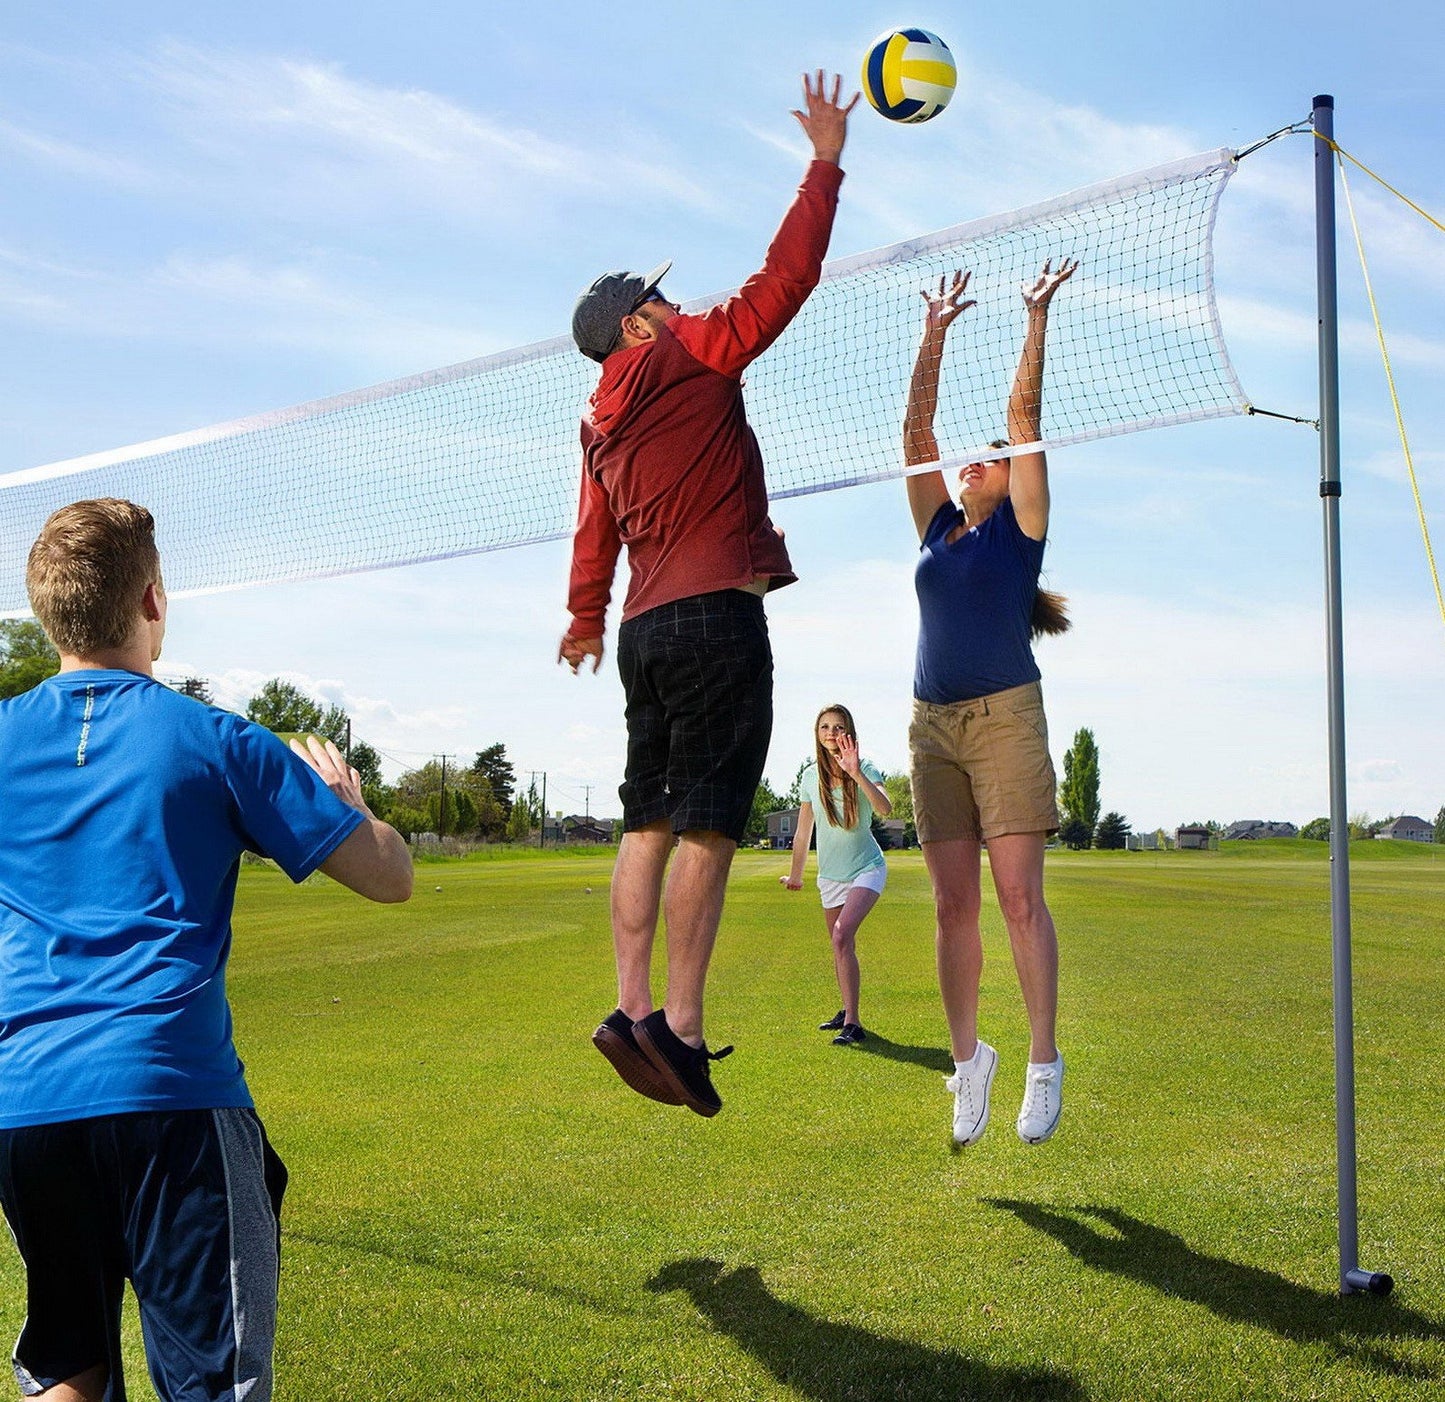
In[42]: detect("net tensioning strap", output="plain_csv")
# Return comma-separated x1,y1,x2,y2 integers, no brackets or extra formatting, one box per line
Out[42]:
0,148,1248,611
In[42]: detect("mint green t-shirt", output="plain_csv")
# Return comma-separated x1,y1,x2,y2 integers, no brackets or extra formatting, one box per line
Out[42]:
800,758,887,883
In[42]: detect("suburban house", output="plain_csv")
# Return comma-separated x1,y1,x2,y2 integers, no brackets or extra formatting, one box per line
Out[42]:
1222,819,1300,841
1376,815,1435,843
1175,825,1214,851
766,808,801,850
561,815,613,844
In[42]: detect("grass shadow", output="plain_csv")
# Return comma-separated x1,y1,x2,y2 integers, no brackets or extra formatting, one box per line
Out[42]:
987,1200,1445,1378
850,1031,954,1075
648,1257,1083,1401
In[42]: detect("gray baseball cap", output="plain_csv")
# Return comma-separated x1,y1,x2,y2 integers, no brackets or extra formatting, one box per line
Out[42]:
571,260,672,363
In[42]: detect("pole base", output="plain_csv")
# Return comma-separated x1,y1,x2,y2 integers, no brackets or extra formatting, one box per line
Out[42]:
1344,1267,1394,1296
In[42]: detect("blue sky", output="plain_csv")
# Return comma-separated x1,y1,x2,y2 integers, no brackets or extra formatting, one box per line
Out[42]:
2,1,1443,831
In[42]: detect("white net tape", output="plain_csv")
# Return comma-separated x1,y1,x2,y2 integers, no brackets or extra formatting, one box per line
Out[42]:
0,148,1247,612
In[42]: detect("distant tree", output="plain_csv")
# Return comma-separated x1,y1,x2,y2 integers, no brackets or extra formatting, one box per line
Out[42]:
1183,819,1223,835
348,740,382,788
395,759,501,839
1435,806,1445,844
0,620,59,699
1347,810,1381,841
389,805,430,840
1058,728,1100,848
507,777,542,841
1058,816,1092,850
1094,812,1131,850
1300,817,1330,841
246,680,325,736
783,758,812,809
745,778,783,842
881,772,914,828
472,744,516,817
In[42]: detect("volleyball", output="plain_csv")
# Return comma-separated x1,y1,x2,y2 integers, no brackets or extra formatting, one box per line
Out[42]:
861,28,956,124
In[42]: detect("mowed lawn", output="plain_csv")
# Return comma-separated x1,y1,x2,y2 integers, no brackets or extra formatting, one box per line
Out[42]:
4,841,1442,1399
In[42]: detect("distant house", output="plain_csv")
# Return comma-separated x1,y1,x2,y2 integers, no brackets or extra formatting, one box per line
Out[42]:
766,808,801,850
1175,825,1213,851
875,817,911,850
1376,815,1435,843
561,815,613,844
1222,819,1299,841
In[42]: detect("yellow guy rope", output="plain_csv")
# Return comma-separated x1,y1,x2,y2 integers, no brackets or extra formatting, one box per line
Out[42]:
1316,130,1445,630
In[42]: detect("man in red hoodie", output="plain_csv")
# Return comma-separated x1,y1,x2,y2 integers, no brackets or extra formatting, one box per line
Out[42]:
559,72,857,1117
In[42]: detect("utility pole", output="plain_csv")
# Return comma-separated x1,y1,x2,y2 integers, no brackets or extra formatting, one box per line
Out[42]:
539,771,547,849
345,717,352,763
438,754,448,839
583,784,592,821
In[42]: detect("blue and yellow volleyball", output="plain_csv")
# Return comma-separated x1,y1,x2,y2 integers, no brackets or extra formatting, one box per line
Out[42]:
861,28,957,124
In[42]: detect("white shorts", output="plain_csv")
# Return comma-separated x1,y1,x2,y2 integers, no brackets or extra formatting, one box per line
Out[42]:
817,862,887,910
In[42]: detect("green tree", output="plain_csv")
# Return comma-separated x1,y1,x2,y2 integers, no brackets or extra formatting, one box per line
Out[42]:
1094,812,1131,850
1435,806,1445,843
472,744,516,817
1058,728,1100,849
1058,816,1092,850
395,760,501,839
245,679,348,745
349,740,382,787
0,620,59,699
507,777,542,842
745,778,783,842
783,758,811,809
1300,817,1330,841
880,772,916,846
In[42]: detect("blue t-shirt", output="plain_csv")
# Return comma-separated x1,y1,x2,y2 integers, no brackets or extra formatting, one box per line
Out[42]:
800,758,887,883
0,671,365,1129
913,497,1045,704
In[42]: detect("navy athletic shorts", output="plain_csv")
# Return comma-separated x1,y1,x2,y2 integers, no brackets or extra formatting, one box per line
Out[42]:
0,1108,287,1401
616,589,774,844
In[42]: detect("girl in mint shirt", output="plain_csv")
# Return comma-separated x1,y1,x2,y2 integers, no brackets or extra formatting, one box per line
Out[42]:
780,704,892,1045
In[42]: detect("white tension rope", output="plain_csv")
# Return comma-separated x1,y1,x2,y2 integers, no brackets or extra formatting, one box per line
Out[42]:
0,148,1247,612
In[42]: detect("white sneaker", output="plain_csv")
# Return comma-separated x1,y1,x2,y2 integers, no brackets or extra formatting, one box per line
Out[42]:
1017,1053,1064,1144
943,1041,998,1146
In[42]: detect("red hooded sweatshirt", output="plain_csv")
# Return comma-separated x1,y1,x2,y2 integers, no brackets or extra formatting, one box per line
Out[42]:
565,160,845,640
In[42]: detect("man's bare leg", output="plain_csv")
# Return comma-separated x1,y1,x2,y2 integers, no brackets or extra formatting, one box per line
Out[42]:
610,820,674,1021
659,829,737,1046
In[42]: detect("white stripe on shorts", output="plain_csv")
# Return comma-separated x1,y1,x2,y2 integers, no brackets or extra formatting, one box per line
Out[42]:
212,1108,279,1402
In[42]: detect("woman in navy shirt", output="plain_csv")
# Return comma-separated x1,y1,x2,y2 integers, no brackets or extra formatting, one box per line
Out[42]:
902,260,1075,1149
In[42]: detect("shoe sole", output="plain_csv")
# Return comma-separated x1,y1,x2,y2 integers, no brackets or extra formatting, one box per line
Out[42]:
952,1044,998,1146
593,1024,684,1105
633,1021,721,1118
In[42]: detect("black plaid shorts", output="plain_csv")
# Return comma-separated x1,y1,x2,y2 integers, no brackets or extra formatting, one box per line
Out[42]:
616,590,773,844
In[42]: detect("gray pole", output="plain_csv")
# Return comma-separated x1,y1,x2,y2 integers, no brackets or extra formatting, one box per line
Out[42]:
1313,93,1391,1298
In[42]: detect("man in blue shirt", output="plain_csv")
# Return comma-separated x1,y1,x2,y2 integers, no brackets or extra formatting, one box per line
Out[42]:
0,499,413,1402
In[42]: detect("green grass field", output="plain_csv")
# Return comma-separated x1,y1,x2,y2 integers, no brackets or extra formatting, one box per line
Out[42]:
5,841,1442,1399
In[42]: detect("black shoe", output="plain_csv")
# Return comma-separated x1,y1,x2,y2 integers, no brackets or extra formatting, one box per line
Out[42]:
818,1009,846,1031
593,1010,683,1105
832,1023,866,1046
633,1009,734,1117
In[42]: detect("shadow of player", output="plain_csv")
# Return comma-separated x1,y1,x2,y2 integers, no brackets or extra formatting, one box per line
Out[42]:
648,1257,1083,1402
986,1199,1445,1379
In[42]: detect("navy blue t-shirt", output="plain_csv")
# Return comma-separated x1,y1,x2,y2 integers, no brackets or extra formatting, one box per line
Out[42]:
913,497,1045,704
0,671,364,1128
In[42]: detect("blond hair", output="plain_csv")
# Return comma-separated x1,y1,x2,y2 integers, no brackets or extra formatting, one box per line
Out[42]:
26,499,161,656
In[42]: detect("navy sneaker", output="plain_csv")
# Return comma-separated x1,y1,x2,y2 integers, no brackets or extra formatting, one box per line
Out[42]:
593,1010,683,1105
633,1009,733,1117
832,1023,866,1046
818,1009,846,1031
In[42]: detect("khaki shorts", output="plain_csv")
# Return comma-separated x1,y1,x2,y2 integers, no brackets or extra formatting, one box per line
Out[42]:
909,681,1060,843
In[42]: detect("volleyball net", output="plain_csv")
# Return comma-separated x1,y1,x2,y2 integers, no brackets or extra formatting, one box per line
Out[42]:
0,147,1249,612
